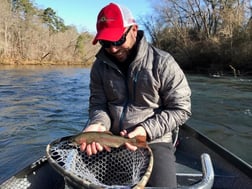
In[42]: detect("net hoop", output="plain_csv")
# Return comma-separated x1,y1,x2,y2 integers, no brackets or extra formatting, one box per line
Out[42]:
46,135,153,189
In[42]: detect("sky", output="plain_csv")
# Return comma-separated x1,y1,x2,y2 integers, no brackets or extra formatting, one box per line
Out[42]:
33,0,154,34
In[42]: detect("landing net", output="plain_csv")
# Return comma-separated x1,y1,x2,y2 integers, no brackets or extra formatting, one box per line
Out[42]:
46,136,153,189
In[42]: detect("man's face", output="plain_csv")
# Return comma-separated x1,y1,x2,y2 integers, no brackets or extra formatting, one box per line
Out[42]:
99,25,138,62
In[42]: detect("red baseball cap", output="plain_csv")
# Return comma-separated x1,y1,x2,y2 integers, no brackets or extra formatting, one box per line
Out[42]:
92,3,136,45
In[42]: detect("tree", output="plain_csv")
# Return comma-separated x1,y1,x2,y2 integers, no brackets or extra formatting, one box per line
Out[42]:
11,0,37,17
141,0,251,73
0,1,99,66
0,0,12,57
41,8,67,32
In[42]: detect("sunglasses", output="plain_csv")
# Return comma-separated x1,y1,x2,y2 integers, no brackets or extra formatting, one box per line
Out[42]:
99,26,132,48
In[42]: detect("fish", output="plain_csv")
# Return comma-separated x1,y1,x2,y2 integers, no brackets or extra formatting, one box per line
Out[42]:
69,131,147,148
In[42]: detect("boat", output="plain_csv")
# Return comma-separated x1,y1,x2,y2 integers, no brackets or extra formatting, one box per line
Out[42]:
1,124,251,189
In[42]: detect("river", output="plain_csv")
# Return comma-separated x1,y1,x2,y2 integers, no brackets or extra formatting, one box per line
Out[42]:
0,65,251,183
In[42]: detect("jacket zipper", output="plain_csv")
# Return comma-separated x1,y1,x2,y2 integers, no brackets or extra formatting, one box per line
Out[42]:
118,70,139,131
104,60,126,132
118,78,129,131
132,71,139,102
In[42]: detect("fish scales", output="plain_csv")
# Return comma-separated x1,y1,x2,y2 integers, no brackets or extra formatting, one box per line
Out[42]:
70,131,146,148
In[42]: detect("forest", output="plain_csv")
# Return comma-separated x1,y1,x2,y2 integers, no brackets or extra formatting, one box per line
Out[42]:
0,0,252,76
0,0,99,67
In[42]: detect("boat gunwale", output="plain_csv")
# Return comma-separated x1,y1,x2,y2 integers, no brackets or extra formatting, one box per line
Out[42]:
181,124,252,178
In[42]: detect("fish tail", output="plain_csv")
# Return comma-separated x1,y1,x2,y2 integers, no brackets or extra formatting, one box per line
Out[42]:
134,135,147,148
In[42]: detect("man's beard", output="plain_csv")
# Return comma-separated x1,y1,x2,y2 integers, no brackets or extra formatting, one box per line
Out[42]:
112,47,131,63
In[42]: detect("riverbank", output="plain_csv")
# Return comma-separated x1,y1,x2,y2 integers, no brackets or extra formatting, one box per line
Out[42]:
1,59,252,77
0,58,93,67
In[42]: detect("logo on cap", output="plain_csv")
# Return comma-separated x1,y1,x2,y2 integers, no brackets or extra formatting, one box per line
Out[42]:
98,16,115,23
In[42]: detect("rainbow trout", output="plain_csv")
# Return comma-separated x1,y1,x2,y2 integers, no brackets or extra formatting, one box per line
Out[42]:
70,131,147,148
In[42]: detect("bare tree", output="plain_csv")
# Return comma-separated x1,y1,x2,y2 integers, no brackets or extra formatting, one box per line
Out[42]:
0,0,98,65
0,0,13,58
140,0,251,72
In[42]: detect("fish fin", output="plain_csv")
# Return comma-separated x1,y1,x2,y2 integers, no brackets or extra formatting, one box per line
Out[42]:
103,131,113,135
103,145,111,152
135,135,147,148
68,141,78,148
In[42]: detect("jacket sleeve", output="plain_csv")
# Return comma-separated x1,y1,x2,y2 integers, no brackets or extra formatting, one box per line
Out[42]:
88,61,111,130
142,55,191,140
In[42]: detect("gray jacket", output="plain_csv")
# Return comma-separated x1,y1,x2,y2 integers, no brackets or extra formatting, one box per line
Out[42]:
88,31,191,143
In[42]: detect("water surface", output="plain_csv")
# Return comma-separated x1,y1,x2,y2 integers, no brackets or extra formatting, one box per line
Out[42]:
0,66,251,183
187,75,252,164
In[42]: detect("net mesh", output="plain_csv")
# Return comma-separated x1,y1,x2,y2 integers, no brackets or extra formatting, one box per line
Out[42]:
46,136,153,189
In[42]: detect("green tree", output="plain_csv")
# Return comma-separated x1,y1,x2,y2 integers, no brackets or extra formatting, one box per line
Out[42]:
11,0,36,16
41,7,67,32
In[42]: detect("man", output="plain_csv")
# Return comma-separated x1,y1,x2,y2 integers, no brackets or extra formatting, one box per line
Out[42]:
81,2,191,187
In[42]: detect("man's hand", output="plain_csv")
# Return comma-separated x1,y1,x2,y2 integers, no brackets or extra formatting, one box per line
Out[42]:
120,126,147,151
80,123,111,155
